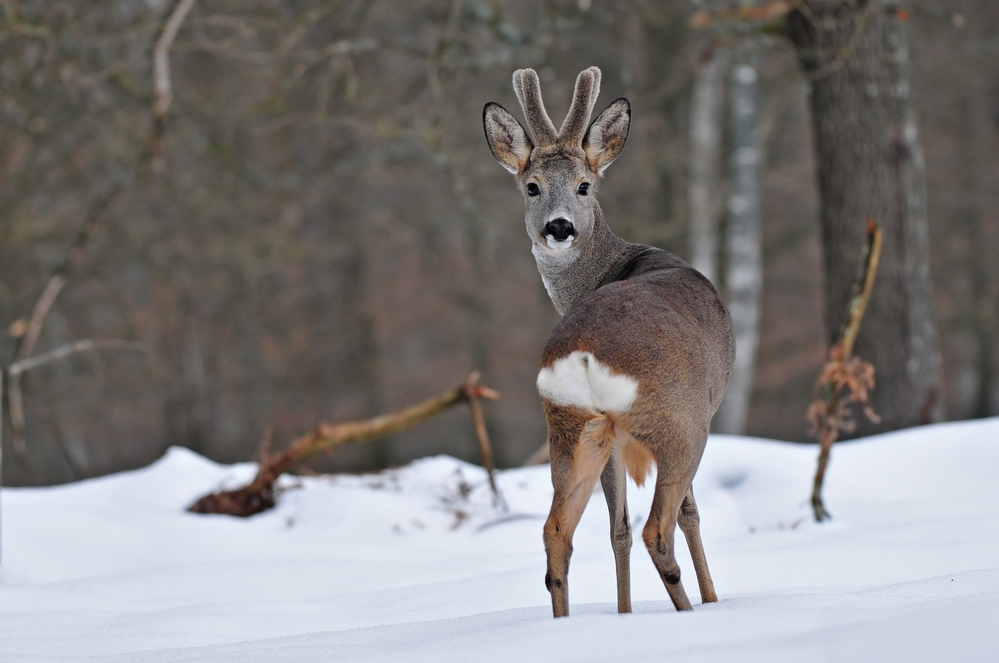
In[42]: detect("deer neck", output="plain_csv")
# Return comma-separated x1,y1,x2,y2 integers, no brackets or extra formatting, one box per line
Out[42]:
532,205,634,317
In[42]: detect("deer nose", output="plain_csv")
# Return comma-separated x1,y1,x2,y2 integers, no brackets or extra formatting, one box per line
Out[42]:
544,218,575,242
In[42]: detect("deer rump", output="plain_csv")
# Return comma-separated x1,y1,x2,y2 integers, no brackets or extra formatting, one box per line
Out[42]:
538,249,732,488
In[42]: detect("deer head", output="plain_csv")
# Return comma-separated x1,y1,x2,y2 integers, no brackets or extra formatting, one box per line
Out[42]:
483,67,631,257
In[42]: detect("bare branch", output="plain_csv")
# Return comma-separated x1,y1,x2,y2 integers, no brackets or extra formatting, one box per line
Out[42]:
152,0,197,161
808,219,883,521
15,274,66,363
461,372,506,510
4,0,188,458
8,339,149,377
838,217,884,360
189,373,502,517
798,0,878,82
7,340,149,457
12,163,141,366
153,0,197,118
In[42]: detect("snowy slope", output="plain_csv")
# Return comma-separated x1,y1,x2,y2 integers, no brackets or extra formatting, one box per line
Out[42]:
2,419,998,662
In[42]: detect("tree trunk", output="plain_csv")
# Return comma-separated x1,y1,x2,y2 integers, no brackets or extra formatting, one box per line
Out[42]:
787,0,942,433
715,44,763,435
688,48,729,286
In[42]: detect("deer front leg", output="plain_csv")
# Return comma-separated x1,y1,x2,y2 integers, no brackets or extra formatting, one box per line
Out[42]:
600,448,632,613
543,408,610,618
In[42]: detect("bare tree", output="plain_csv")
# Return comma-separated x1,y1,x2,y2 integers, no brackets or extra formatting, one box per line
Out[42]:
0,1,698,485
787,1,942,432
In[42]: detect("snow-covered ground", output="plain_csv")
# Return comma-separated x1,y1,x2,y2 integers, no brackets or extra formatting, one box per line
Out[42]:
2,418,999,662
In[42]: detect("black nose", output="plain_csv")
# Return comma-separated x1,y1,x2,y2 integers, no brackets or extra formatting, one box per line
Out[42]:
544,218,575,242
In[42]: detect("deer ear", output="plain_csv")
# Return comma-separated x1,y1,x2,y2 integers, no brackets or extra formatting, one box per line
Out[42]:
583,98,631,175
484,102,533,175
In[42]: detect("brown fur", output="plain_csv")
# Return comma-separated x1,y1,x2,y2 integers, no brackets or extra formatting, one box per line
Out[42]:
619,429,655,487
574,413,654,487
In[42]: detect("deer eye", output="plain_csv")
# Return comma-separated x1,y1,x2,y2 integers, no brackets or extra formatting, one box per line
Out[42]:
577,182,590,196
526,182,540,196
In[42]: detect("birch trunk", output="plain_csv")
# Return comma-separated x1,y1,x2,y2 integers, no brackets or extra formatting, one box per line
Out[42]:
715,46,763,435
688,49,729,285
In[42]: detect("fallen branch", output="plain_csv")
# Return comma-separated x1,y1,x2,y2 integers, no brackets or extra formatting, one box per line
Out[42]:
189,373,503,517
806,218,883,522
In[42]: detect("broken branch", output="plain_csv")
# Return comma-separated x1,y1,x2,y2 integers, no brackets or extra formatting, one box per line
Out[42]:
188,373,503,517
808,218,883,522
462,373,505,510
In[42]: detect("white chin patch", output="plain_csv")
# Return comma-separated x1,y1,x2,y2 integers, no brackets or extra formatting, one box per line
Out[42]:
545,235,575,250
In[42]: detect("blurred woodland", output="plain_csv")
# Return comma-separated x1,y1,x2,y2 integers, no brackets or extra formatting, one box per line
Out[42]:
1,0,997,486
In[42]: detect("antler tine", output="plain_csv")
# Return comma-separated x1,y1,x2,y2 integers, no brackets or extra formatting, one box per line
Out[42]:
558,66,601,149
513,68,558,148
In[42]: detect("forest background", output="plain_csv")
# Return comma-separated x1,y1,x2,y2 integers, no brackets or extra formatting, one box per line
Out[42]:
1,0,996,486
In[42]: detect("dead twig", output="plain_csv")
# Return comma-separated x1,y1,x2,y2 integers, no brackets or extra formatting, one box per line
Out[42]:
6,340,150,457
152,0,197,166
7,163,142,372
189,373,503,517
12,275,66,364
461,373,506,510
7,339,148,377
807,218,883,522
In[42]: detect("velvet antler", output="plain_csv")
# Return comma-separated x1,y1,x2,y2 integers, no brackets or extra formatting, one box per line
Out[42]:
558,66,601,149
512,68,558,148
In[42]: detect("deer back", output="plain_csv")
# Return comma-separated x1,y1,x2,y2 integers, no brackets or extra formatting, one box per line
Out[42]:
539,249,734,445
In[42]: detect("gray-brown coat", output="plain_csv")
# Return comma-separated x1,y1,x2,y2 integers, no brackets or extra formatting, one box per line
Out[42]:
483,66,735,618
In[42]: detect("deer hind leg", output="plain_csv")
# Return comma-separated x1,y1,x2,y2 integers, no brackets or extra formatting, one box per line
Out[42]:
677,486,718,603
600,446,632,613
642,469,694,611
543,407,613,618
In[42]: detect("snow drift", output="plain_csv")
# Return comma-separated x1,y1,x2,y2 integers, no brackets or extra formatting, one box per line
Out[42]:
2,418,999,661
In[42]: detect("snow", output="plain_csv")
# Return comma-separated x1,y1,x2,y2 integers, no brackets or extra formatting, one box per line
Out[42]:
2,418,999,662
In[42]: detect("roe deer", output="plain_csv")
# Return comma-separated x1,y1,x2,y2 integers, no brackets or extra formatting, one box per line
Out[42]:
483,67,735,618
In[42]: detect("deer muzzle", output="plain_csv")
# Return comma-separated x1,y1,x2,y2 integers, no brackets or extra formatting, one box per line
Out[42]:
544,218,576,249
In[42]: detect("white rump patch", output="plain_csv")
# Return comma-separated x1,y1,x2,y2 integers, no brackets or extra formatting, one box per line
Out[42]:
537,351,638,413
